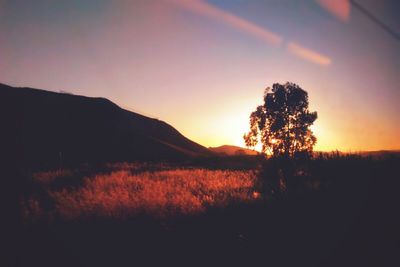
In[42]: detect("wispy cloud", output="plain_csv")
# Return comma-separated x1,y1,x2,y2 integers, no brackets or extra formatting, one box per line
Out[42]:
287,42,331,66
169,0,283,46
316,0,351,22
169,0,331,66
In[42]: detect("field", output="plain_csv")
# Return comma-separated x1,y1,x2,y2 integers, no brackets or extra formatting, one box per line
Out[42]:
23,165,260,220
4,154,400,267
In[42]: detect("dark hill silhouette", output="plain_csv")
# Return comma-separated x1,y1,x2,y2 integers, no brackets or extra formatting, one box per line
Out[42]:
0,83,211,169
209,145,259,156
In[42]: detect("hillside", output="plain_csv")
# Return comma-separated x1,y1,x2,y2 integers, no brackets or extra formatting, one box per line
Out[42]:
0,83,211,169
209,145,259,156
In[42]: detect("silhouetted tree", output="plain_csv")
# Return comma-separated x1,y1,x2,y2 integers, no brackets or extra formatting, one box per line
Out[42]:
244,82,317,158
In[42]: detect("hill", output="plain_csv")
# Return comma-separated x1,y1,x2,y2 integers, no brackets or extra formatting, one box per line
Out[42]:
0,83,211,169
209,145,259,156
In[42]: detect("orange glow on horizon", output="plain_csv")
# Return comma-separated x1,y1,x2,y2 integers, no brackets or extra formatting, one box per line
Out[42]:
180,97,398,153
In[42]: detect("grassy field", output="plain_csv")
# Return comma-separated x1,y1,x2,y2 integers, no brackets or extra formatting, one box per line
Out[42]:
4,154,400,267
23,166,260,220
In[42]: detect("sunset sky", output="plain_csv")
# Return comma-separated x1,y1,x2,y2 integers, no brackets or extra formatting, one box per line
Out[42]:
1,0,399,151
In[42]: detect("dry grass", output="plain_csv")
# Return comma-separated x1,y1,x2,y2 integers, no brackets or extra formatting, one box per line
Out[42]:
23,168,260,221
32,169,75,185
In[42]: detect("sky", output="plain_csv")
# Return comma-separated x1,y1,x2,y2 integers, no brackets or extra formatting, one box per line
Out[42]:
1,0,399,151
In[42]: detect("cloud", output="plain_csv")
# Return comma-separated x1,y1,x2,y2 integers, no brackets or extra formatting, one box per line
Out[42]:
169,0,332,66
315,0,351,22
169,0,282,46
287,42,331,66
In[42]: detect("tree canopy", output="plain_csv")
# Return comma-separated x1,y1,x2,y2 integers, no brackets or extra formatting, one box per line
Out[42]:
244,82,317,158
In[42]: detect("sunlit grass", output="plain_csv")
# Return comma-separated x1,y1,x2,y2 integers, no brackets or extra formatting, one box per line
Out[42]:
23,167,260,221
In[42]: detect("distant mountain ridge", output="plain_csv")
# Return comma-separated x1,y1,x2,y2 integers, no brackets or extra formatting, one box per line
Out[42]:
0,83,211,169
209,146,400,158
209,145,259,156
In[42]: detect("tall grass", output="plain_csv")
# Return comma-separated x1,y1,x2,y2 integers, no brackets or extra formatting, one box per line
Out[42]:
23,168,259,220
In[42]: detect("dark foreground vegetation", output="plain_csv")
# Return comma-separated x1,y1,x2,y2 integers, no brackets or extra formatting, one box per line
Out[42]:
3,153,400,267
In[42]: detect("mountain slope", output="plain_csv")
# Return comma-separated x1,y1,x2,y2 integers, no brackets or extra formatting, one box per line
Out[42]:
0,83,210,169
209,145,259,156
